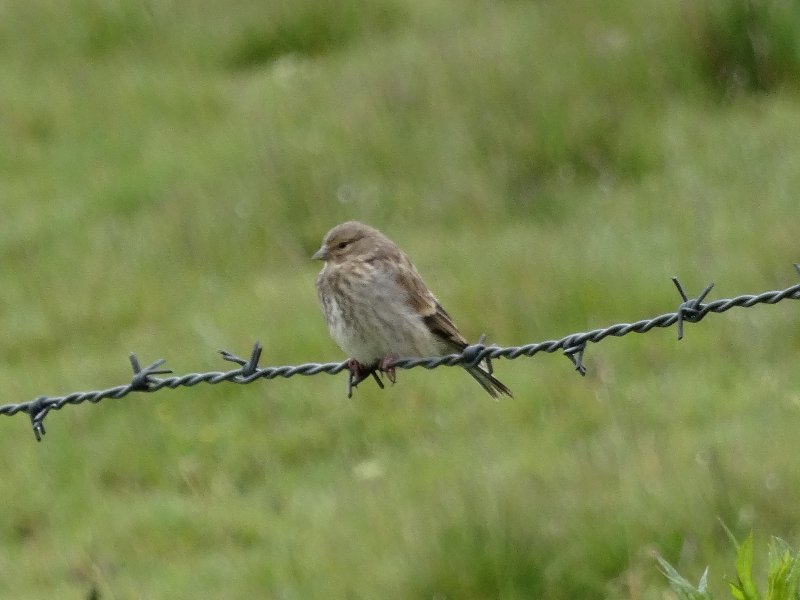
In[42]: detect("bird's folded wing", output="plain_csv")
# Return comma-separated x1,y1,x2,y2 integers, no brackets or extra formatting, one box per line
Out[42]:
395,261,468,351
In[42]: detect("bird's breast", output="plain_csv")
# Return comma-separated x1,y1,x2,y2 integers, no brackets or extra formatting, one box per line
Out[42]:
317,262,444,362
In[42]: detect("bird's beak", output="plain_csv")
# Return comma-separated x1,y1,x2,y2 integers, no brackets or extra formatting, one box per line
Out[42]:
312,245,328,261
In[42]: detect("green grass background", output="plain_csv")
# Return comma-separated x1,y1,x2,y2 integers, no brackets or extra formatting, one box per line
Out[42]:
1,0,799,597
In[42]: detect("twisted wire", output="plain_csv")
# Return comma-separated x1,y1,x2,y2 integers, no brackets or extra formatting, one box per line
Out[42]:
3,270,799,441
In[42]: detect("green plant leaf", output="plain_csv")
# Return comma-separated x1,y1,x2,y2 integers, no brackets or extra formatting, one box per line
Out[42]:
728,533,760,600
765,537,800,600
657,555,714,600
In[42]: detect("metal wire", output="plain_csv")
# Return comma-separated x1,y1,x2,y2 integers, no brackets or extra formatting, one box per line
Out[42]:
3,269,799,441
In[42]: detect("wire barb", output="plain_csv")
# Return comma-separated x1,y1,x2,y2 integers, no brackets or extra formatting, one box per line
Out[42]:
27,397,49,442
563,336,587,376
2,265,799,441
462,338,488,369
220,342,263,379
129,353,173,391
672,277,715,340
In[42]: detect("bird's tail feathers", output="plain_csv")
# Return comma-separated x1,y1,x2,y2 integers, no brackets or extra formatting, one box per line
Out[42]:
465,365,513,399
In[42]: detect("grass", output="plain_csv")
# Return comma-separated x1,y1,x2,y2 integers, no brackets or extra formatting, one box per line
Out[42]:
1,0,799,598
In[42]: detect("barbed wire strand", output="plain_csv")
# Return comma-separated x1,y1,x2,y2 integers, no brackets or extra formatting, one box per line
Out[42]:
3,268,799,442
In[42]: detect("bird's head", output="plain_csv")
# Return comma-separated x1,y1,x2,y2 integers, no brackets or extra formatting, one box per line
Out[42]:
312,221,387,264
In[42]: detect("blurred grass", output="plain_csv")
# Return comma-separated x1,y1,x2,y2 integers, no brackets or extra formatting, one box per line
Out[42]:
1,0,799,598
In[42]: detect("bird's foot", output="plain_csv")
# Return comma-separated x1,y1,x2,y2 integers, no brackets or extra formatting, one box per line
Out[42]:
378,354,397,384
346,359,384,398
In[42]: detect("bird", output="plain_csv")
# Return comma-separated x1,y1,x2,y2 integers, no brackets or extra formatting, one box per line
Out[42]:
313,221,512,398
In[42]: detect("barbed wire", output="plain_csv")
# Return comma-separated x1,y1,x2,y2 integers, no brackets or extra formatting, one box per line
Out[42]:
3,268,799,442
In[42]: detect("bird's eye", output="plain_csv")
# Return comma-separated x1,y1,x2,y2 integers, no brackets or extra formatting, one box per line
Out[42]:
337,241,350,250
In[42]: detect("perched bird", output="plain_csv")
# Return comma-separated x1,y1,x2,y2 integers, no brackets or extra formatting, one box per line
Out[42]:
313,221,512,398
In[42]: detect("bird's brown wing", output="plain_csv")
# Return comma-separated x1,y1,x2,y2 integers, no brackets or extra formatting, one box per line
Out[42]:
395,254,512,398
423,302,468,351
395,257,468,351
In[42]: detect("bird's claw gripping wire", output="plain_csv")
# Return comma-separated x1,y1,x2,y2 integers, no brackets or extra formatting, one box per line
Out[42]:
346,359,384,398
220,342,263,380
129,353,172,391
378,355,397,384
672,277,715,340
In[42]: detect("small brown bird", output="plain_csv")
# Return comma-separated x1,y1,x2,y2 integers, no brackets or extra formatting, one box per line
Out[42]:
313,221,512,398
